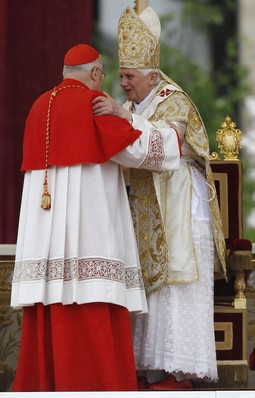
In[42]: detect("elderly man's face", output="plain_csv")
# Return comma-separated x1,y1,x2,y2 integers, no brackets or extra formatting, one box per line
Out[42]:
119,68,157,104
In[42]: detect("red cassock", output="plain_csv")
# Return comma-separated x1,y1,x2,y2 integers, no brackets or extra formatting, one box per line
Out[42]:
21,78,141,170
13,303,137,391
13,78,142,392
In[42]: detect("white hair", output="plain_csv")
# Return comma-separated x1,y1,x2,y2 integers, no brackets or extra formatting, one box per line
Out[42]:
137,68,160,84
63,56,101,77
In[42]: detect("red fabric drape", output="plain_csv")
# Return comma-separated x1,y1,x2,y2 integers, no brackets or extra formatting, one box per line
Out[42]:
13,303,137,391
0,0,95,243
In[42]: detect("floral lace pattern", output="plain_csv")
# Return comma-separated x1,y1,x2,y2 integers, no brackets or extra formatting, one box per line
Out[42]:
133,218,218,381
140,129,165,172
13,257,144,290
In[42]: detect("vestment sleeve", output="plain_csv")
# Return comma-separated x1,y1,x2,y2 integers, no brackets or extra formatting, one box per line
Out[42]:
111,114,180,172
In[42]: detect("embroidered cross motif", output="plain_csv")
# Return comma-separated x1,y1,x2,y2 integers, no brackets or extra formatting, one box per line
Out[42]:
159,88,171,97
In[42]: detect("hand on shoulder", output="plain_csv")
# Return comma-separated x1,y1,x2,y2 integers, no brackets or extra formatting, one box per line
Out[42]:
92,93,132,122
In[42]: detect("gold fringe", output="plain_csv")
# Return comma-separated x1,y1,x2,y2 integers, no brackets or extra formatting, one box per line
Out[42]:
227,251,253,271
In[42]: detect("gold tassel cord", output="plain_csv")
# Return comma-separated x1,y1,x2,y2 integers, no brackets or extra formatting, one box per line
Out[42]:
41,88,56,210
41,85,84,210
41,169,51,210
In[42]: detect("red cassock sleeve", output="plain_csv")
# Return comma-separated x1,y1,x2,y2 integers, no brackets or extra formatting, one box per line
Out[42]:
21,81,142,171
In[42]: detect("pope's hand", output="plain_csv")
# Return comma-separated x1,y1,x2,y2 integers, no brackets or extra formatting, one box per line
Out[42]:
92,94,132,122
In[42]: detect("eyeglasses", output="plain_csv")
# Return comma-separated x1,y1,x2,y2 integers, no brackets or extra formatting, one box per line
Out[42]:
92,66,106,80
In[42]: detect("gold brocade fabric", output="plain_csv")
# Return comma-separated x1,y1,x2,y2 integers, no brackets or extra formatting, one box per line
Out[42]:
128,77,227,294
118,6,160,69
129,169,169,295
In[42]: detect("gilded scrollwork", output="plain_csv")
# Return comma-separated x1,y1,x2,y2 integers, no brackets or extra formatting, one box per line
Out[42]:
0,256,22,392
0,306,22,391
0,259,15,309
215,115,242,160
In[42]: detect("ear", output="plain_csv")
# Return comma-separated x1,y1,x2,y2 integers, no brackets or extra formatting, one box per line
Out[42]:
149,71,159,86
90,67,98,82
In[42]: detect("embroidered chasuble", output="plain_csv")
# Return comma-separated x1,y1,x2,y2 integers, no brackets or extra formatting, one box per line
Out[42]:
126,78,226,295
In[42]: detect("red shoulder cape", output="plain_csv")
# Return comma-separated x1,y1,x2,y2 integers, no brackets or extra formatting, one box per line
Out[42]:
21,78,141,170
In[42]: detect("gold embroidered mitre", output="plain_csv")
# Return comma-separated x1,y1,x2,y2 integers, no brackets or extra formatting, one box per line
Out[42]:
118,6,161,68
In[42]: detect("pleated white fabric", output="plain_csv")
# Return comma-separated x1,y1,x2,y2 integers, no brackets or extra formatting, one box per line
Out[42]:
11,162,147,312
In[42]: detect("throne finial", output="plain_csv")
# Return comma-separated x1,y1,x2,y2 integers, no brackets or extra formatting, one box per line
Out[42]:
215,116,242,161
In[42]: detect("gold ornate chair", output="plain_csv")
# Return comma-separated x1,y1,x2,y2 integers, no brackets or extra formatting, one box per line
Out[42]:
211,116,253,308
209,116,253,388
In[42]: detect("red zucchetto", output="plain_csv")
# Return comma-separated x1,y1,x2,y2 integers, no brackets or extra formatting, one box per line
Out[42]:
64,44,99,66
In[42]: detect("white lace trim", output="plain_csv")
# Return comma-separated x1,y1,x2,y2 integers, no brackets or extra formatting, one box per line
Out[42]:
132,218,218,381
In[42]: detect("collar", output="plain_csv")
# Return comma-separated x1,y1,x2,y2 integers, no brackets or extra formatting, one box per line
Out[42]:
61,78,88,89
133,82,160,113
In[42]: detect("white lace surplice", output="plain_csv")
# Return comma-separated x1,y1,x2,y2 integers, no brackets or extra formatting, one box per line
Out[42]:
132,164,218,381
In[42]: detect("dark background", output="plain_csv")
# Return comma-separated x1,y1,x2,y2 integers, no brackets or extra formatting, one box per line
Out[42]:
0,0,96,242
